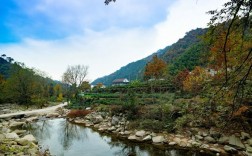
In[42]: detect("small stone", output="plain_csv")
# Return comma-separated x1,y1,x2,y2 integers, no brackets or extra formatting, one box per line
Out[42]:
128,135,137,140
9,121,25,129
209,128,221,139
201,144,209,149
152,136,165,143
205,136,216,143
218,136,229,144
224,145,237,154
173,137,181,144
191,141,201,147
124,131,131,135
108,126,116,131
180,141,187,147
5,132,19,139
241,132,250,140
135,130,146,137
111,116,119,126
247,138,252,146
143,135,151,141
169,142,177,145
0,134,6,140
195,135,203,140
209,148,220,153
22,134,37,143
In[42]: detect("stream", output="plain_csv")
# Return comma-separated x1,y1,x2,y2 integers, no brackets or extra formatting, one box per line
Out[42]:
30,118,213,156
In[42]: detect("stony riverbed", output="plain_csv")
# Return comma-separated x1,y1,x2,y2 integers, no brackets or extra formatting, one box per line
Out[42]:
1,107,252,156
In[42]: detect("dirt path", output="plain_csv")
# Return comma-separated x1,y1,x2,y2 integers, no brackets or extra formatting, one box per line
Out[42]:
0,102,67,119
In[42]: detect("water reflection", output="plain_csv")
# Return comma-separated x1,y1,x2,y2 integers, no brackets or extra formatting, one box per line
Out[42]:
30,118,211,156
59,119,87,149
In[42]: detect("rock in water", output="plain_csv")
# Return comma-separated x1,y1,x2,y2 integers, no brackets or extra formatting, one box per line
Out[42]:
135,130,146,137
152,136,165,143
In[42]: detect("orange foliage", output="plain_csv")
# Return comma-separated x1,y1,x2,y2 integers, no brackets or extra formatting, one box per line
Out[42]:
232,105,249,118
183,66,209,93
67,109,92,118
173,69,190,90
144,55,167,79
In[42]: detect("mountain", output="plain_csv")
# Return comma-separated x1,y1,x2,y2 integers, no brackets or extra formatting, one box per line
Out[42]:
92,28,208,86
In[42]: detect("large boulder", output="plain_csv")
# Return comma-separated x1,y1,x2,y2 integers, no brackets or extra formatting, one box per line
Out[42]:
9,121,25,129
22,134,37,143
5,132,19,139
135,130,146,137
93,115,103,124
152,136,165,144
111,116,119,126
228,135,245,149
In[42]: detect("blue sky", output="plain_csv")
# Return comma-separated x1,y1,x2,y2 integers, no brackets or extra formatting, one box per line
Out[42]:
0,0,227,81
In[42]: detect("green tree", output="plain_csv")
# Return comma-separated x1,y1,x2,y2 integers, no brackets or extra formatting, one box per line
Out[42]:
5,63,36,105
79,81,91,92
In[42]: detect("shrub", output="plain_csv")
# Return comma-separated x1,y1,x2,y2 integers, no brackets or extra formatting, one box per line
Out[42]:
174,114,193,130
128,119,166,132
67,109,92,118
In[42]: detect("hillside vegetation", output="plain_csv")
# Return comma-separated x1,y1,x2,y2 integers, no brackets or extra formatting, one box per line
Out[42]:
92,28,207,85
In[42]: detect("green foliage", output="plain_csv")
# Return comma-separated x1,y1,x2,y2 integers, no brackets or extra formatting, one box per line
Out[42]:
174,114,194,131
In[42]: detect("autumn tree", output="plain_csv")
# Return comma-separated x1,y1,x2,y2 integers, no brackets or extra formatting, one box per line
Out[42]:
207,0,252,116
183,66,209,93
173,69,190,91
144,55,167,80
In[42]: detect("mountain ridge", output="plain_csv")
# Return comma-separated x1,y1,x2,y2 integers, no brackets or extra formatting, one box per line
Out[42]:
92,28,207,86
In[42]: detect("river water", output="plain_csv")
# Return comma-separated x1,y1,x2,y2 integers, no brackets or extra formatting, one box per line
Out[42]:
30,118,213,156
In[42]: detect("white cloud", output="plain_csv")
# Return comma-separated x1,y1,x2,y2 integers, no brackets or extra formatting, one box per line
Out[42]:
154,0,227,48
2,0,228,82
3,27,157,81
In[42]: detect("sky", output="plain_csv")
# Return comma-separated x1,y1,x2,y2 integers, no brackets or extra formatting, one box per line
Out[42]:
0,0,227,82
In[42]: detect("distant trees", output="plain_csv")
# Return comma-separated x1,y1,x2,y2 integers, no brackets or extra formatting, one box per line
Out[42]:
0,55,65,107
144,55,167,80
62,65,88,87
62,65,89,105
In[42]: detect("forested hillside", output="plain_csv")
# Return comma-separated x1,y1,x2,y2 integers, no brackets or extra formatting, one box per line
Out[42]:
92,28,207,85
0,57,11,78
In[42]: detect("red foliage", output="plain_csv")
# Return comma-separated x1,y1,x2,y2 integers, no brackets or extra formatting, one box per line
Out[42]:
67,109,92,118
173,69,190,90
